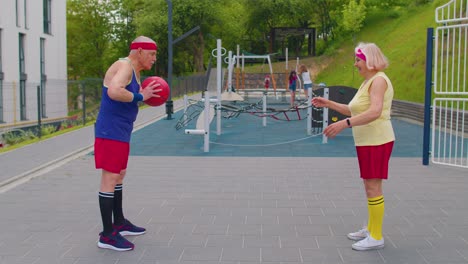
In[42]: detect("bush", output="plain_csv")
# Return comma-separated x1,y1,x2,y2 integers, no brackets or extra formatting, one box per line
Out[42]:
60,117,82,130
41,125,57,136
2,129,37,146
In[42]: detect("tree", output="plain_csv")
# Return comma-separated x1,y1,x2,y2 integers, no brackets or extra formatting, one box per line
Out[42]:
242,0,317,56
65,0,410,80
67,0,114,79
242,0,284,54
312,0,342,42
133,0,227,75
342,0,366,42
106,0,139,60
208,0,248,55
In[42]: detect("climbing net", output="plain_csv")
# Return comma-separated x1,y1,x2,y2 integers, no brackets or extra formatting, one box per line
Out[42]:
175,97,324,133
219,99,319,121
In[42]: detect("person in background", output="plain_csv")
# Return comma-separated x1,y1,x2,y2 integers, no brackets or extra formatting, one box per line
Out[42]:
312,42,394,251
94,36,161,251
298,64,312,99
264,74,270,89
288,70,298,107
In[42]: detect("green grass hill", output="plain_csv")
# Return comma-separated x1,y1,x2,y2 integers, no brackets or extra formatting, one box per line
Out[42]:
315,2,439,103
255,1,443,104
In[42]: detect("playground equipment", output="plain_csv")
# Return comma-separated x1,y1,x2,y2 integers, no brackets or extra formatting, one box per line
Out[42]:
182,39,224,152
225,46,277,93
177,40,330,152
184,91,213,152
224,47,308,101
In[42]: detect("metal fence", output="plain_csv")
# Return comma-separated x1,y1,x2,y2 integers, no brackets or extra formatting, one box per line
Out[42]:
431,0,468,167
0,79,68,129
171,74,207,98
67,73,209,126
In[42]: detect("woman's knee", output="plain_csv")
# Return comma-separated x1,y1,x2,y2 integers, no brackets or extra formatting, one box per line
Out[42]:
364,179,383,197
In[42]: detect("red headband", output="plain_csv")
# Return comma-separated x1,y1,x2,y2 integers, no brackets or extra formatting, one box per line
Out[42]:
355,49,366,61
130,42,158,51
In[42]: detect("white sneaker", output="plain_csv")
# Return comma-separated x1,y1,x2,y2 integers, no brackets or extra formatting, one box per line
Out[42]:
352,235,384,251
347,227,368,241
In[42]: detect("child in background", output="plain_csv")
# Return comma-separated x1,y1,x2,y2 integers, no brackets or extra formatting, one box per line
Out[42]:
298,64,312,99
288,70,298,107
264,75,270,89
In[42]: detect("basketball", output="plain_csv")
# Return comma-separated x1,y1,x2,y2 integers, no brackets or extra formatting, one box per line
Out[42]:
141,76,170,106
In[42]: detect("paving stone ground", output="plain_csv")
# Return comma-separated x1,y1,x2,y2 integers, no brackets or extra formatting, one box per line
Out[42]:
1,95,467,264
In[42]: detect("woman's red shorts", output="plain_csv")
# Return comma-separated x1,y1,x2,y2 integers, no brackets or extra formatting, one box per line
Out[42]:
94,138,130,174
356,141,394,179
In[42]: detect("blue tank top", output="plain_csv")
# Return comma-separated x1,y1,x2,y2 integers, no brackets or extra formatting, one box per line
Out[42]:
95,61,140,143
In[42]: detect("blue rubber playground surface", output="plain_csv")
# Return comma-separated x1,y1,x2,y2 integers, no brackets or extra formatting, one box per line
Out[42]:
130,107,423,157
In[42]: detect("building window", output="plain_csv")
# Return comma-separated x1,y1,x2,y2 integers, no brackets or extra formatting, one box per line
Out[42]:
40,38,47,118
19,33,27,121
43,0,51,34
16,0,20,27
0,29,3,123
24,0,28,29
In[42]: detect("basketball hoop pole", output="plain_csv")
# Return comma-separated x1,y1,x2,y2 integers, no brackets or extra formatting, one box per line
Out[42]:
166,0,200,120
166,0,174,120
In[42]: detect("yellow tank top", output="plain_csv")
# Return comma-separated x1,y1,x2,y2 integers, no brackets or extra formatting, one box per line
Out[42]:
348,72,395,146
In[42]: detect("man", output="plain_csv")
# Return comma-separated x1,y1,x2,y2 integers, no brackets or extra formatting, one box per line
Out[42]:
94,36,161,251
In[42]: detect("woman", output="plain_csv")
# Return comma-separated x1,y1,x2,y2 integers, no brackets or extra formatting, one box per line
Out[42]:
312,42,394,251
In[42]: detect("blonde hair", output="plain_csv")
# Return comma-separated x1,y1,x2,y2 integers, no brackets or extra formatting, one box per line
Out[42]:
298,64,308,73
355,42,389,71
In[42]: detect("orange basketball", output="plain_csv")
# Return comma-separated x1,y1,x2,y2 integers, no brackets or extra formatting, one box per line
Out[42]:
141,76,170,106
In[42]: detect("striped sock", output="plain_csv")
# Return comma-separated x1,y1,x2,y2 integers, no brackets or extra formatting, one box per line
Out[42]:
113,184,125,225
367,202,373,234
99,191,114,234
368,195,385,240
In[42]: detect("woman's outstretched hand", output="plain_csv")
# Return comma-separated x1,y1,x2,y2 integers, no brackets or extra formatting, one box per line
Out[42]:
311,97,328,108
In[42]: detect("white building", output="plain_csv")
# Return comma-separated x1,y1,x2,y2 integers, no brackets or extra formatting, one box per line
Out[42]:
0,0,67,128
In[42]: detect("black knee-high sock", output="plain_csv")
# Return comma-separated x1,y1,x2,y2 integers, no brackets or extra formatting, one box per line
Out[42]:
113,184,125,225
99,192,114,235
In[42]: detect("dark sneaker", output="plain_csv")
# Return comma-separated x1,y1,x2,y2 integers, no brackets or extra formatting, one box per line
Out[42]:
97,231,134,251
113,219,146,236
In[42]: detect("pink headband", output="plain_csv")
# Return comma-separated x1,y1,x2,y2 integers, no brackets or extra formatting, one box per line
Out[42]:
130,42,158,51
355,49,366,61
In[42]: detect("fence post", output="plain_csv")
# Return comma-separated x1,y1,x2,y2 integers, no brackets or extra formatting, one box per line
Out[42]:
307,86,312,135
320,83,328,144
37,85,42,138
422,27,434,166
82,82,86,126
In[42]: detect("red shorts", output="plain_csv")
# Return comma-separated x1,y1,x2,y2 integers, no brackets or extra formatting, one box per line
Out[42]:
356,141,394,180
94,138,130,174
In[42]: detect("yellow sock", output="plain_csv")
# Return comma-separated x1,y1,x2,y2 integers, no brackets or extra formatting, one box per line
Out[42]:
368,195,384,240
367,203,372,234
